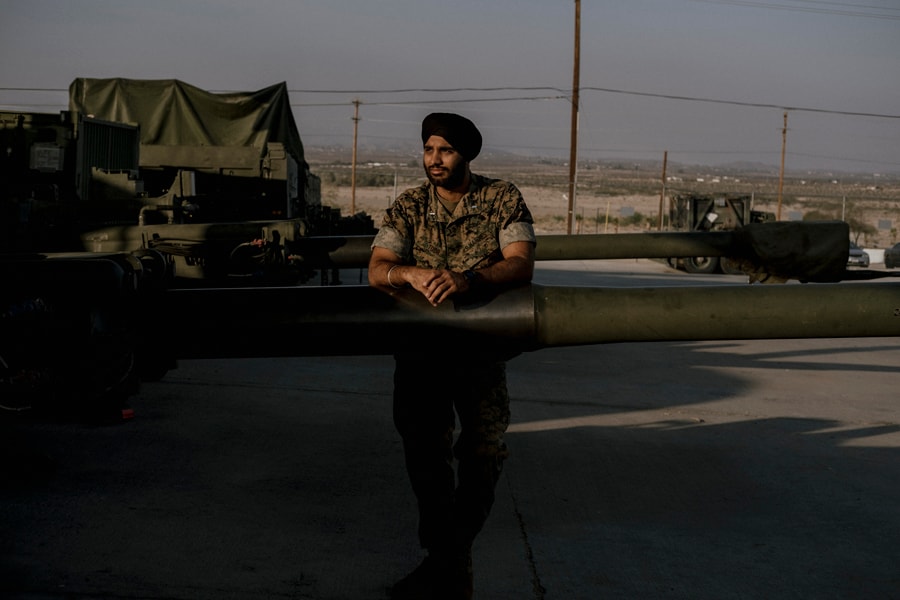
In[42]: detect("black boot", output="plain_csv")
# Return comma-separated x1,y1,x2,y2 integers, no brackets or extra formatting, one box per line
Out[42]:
390,555,442,599
446,547,474,600
390,548,473,600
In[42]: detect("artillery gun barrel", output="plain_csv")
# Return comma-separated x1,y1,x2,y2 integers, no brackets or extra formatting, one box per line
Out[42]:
535,232,737,260
81,222,844,283
159,282,900,359
291,232,737,268
83,228,737,267
534,283,899,345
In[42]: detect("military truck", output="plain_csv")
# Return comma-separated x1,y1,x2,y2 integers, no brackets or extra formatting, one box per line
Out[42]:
667,193,776,274
2,78,374,284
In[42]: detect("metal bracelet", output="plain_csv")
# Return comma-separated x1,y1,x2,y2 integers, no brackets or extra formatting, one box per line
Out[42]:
387,265,401,289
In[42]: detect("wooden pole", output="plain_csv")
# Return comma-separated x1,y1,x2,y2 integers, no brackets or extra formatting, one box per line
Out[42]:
351,99,360,216
777,111,787,221
657,150,668,231
566,0,581,235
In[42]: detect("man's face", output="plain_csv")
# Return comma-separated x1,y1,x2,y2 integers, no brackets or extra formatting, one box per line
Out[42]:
423,135,467,189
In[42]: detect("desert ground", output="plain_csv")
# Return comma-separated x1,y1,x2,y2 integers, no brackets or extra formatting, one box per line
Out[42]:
308,149,900,249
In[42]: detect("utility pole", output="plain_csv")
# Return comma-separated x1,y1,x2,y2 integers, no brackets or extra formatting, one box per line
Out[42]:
566,0,581,235
351,99,360,215
777,111,787,221
657,151,668,231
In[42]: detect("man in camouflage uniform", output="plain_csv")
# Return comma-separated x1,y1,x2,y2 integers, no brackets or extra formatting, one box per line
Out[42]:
369,113,536,600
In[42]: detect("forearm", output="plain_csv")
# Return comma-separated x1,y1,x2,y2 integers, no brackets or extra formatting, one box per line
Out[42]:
473,255,533,287
369,255,411,290
472,241,535,288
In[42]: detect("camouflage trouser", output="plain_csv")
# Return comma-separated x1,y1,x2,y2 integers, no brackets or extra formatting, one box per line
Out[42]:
392,356,511,555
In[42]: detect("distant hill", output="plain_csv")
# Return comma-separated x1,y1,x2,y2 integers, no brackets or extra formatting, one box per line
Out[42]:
305,143,899,181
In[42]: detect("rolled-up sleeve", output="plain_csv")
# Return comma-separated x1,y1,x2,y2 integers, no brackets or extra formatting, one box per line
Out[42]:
499,221,536,249
497,183,536,249
371,225,411,260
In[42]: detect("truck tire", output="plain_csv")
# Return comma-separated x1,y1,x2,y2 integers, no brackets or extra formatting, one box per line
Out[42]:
720,257,745,275
684,256,719,274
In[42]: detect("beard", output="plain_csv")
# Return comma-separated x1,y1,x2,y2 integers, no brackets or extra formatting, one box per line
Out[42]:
424,159,467,190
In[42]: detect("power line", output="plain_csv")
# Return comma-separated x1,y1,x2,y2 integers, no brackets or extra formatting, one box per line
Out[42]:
290,86,568,95
789,0,900,12
302,88,900,120
580,87,900,119
2,85,899,120
684,0,900,19
341,96,569,107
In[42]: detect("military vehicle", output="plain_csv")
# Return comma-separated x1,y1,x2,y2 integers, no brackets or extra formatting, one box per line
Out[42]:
2,78,374,285
667,193,775,274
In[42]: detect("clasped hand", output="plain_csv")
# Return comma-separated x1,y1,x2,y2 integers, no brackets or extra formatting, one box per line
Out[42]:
409,268,469,307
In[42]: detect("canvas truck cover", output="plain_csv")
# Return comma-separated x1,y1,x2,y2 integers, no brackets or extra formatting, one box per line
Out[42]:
68,78,306,171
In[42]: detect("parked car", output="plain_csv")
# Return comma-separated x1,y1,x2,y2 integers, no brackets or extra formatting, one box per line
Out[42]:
847,241,870,268
885,242,900,269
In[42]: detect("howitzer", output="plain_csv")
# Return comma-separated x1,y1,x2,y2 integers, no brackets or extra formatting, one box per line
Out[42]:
289,221,850,283
1,221,895,416
80,220,850,283
291,231,746,267
160,281,900,359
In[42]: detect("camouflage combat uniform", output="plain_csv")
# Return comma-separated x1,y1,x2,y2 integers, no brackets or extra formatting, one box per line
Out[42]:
373,173,535,574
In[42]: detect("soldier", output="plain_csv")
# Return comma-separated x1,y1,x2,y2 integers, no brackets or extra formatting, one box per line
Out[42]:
369,112,536,600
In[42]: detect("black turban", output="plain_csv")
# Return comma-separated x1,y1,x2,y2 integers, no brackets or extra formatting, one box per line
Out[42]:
421,112,482,161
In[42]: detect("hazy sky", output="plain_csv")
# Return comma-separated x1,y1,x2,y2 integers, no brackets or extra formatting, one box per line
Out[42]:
2,0,899,173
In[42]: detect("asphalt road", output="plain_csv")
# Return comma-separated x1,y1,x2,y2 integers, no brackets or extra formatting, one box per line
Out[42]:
2,260,899,599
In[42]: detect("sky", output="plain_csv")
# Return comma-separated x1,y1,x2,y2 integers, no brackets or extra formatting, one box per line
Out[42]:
1,0,899,174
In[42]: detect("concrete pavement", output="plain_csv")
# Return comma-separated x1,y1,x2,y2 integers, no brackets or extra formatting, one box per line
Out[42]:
2,260,899,599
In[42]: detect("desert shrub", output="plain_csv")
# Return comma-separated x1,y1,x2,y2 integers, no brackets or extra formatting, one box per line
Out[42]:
621,211,649,227
357,172,395,187
803,209,837,221
318,170,396,187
